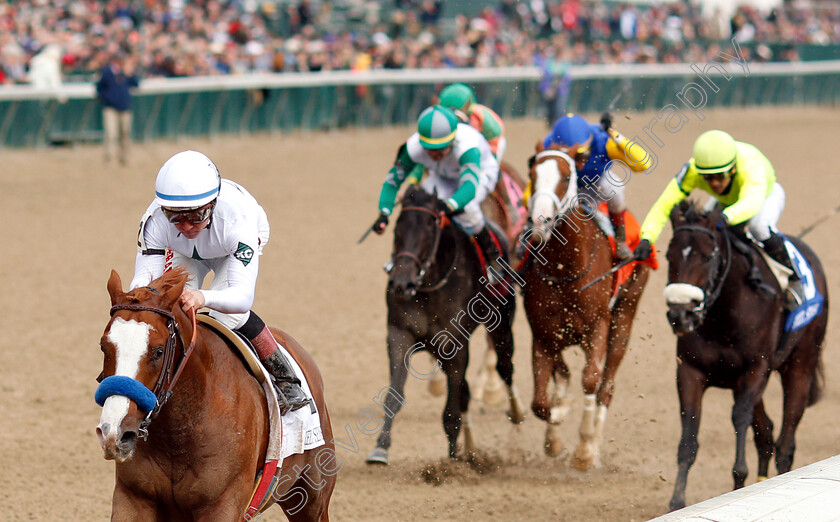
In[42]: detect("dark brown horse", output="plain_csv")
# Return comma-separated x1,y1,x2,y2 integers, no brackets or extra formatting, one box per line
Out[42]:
465,160,529,405
521,143,650,470
95,268,335,520
664,202,828,511
366,185,525,465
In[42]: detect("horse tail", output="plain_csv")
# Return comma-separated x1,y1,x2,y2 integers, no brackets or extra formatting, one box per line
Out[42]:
808,358,825,407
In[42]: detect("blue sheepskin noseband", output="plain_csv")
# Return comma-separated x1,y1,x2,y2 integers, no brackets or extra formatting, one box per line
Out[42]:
95,375,158,413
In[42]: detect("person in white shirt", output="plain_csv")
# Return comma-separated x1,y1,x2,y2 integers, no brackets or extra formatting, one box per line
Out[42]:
130,150,309,414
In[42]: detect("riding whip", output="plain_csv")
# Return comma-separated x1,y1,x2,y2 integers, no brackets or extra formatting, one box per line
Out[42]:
797,203,840,239
580,257,635,291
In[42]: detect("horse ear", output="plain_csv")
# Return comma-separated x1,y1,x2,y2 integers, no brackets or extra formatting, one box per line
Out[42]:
163,277,187,308
535,140,545,153
107,270,124,304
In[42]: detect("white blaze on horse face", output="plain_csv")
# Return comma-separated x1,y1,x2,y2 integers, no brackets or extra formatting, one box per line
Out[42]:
682,246,692,259
98,318,155,431
664,283,705,305
531,160,563,221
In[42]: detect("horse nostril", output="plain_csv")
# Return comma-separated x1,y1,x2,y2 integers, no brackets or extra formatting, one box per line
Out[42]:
120,430,137,447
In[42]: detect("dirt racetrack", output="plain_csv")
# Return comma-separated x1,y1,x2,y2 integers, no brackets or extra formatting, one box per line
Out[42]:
1,107,837,521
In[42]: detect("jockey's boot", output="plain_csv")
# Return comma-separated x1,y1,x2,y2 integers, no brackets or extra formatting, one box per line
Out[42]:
251,326,311,415
474,226,504,284
763,233,804,310
610,210,634,262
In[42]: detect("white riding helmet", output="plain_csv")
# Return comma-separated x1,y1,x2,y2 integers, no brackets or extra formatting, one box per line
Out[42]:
154,150,221,209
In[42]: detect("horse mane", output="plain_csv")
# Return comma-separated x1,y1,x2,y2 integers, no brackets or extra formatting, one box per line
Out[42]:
403,184,436,206
124,266,191,303
672,199,725,228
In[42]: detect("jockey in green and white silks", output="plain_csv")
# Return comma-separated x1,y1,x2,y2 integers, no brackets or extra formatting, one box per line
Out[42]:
374,105,504,278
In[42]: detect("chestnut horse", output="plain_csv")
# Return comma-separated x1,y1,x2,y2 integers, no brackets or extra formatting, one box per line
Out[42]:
664,202,828,511
521,144,650,470
95,268,335,521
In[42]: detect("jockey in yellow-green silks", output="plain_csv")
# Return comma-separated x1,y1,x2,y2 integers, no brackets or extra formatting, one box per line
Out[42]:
526,113,653,260
372,105,505,281
634,130,805,309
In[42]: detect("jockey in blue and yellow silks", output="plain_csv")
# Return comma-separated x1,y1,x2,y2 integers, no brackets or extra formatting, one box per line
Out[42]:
634,129,805,309
526,113,653,260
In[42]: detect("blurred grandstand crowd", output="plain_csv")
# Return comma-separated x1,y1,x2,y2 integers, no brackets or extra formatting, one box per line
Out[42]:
1,0,839,84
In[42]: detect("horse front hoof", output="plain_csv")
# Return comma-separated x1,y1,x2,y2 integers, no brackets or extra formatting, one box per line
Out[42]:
544,425,564,457
507,408,525,425
572,444,598,471
668,497,686,512
365,447,389,466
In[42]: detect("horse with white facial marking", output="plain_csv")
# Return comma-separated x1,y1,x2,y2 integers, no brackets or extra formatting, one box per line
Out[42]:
521,143,651,470
664,201,827,511
95,268,335,521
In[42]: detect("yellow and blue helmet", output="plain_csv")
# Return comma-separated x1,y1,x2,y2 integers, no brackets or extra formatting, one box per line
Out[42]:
544,113,593,153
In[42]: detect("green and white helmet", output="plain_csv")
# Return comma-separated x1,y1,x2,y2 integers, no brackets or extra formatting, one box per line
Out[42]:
155,150,222,209
693,130,737,176
439,83,474,114
417,105,459,150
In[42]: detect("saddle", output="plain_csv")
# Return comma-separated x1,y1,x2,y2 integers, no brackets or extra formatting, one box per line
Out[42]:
724,230,780,297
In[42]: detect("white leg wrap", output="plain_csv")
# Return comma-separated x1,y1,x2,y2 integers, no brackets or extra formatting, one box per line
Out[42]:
579,394,597,440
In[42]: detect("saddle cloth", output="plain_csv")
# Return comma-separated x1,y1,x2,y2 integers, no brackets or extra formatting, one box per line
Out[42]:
196,314,325,461
593,203,660,294
755,236,825,332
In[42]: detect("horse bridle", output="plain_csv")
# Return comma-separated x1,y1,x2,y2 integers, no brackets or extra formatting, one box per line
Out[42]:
528,149,577,217
671,224,733,313
387,205,456,292
527,149,600,283
107,300,197,440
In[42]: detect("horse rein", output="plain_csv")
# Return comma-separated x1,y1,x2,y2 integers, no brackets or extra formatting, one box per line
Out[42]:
108,301,197,440
389,205,456,291
672,224,733,313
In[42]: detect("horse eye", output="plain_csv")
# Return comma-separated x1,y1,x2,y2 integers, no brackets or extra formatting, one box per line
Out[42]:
151,347,165,361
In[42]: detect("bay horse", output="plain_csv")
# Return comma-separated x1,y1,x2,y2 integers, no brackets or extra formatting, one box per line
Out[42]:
521,143,650,470
664,201,828,511
366,185,526,465
95,268,335,520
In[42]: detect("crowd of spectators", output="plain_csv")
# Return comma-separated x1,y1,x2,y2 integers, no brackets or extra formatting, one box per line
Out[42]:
2,0,839,85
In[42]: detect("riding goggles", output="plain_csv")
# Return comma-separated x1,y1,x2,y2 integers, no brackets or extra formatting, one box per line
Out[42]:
700,171,730,182
161,202,215,224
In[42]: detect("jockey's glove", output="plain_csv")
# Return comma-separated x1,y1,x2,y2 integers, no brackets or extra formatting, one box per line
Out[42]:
634,239,652,261
436,199,458,218
600,111,613,132
373,213,389,234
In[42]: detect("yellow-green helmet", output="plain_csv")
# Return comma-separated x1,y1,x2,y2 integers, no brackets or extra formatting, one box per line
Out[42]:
417,105,459,150
693,130,737,175
439,83,474,114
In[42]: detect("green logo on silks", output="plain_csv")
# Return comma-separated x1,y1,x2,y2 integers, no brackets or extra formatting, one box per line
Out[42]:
234,242,255,266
